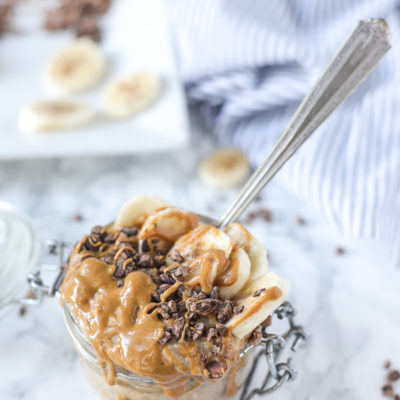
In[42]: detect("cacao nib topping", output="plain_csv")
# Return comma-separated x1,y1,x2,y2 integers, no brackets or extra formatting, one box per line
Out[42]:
206,327,218,342
253,288,266,297
171,266,189,282
170,249,184,263
121,226,138,236
137,254,153,268
172,317,185,339
91,225,103,235
233,305,244,315
248,330,262,346
158,329,172,345
207,361,227,379
151,238,160,243
190,299,219,316
212,342,223,355
216,301,233,323
200,353,208,364
210,287,220,299
141,239,150,252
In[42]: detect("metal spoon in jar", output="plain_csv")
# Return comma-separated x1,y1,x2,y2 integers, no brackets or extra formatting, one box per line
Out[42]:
200,19,391,229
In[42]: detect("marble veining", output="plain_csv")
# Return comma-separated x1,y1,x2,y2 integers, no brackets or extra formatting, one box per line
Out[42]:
0,113,399,400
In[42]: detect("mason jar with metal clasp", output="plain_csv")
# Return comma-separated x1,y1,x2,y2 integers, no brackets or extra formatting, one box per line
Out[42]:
0,202,307,400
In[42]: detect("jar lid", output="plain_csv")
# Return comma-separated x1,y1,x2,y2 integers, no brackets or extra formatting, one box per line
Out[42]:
0,202,40,313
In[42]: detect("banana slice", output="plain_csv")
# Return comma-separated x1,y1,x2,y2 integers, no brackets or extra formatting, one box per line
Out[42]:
198,148,251,189
114,195,170,228
168,225,233,264
139,207,199,243
226,272,290,339
45,38,106,94
18,100,94,134
217,247,251,299
224,223,268,279
102,72,161,118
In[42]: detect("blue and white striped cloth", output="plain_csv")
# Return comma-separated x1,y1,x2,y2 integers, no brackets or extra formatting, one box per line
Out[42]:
167,0,400,266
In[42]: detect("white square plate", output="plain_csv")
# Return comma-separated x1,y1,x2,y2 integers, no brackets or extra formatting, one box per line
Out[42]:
0,0,189,159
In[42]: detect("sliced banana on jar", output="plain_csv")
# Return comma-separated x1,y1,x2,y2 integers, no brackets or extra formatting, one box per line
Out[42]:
45,38,107,94
167,225,234,264
224,223,268,279
102,72,161,118
198,148,251,189
114,195,170,228
139,207,199,243
226,272,290,339
217,247,251,299
18,100,94,134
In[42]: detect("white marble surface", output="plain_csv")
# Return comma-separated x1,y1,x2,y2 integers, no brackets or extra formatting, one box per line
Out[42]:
0,112,399,400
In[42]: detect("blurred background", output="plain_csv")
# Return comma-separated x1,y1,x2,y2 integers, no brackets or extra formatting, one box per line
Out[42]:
0,1,399,399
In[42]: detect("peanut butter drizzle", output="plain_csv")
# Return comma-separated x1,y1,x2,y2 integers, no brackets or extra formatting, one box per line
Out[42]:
228,287,282,330
61,244,243,398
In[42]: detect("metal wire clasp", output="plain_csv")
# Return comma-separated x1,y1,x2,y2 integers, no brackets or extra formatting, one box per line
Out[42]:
19,240,71,307
240,302,307,399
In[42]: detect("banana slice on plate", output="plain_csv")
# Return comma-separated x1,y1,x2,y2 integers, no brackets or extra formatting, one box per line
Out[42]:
18,100,94,134
198,148,251,189
102,72,161,118
45,38,106,94
139,207,199,243
224,223,268,279
226,272,290,339
217,247,251,299
114,195,170,228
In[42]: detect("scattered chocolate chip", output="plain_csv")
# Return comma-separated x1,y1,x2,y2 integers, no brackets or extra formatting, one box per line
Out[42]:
335,247,345,255
210,287,220,299
187,311,198,321
233,305,244,315
154,255,166,267
159,329,172,345
19,306,26,317
177,285,186,298
198,291,207,300
137,254,153,268
151,289,161,302
253,288,266,297
261,315,272,328
121,227,138,236
167,300,178,314
260,208,272,222
178,302,187,312
172,317,185,339
151,238,160,244
207,361,227,379
248,330,262,346
159,284,171,292
212,342,223,355
141,239,150,252
216,323,226,336
170,250,184,263
295,215,305,225
72,213,84,222
384,361,392,369
91,225,103,235
388,370,400,382
160,273,175,285
158,304,170,320
116,279,124,288
217,301,233,323
382,384,394,396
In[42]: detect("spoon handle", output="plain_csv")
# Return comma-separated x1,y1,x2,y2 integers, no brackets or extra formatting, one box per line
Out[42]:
218,19,391,228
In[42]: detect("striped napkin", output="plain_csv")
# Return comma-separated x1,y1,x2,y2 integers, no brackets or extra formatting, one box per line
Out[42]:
167,0,400,265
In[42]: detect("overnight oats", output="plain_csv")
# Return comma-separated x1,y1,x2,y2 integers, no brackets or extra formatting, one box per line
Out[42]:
60,195,290,399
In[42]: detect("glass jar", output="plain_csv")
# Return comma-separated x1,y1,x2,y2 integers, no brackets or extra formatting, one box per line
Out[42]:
0,202,307,400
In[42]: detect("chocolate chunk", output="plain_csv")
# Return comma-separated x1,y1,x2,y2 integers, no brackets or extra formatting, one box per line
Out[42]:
101,255,113,264
253,288,266,297
158,329,172,345
197,291,207,300
151,238,159,243
137,254,153,268
216,323,226,337
207,361,227,379
172,317,185,339
206,328,218,341
171,266,189,282
170,250,184,263
154,255,165,267
124,263,137,275
171,313,180,319
212,342,223,355
152,289,161,302
121,227,139,236
158,305,170,320
91,225,103,235
177,285,186,298
384,361,392,369
200,353,208,364
141,239,150,252
248,330,262,346
216,301,233,323
335,246,345,255
190,299,219,316
72,213,84,222
160,273,175,285
187,311,198,321
167,300,178,314
210,287,220,299
159,284,171,292
388,370,400,382
295,215,305,225
194,322,205,334
233,305,244,315
178,302,187,313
